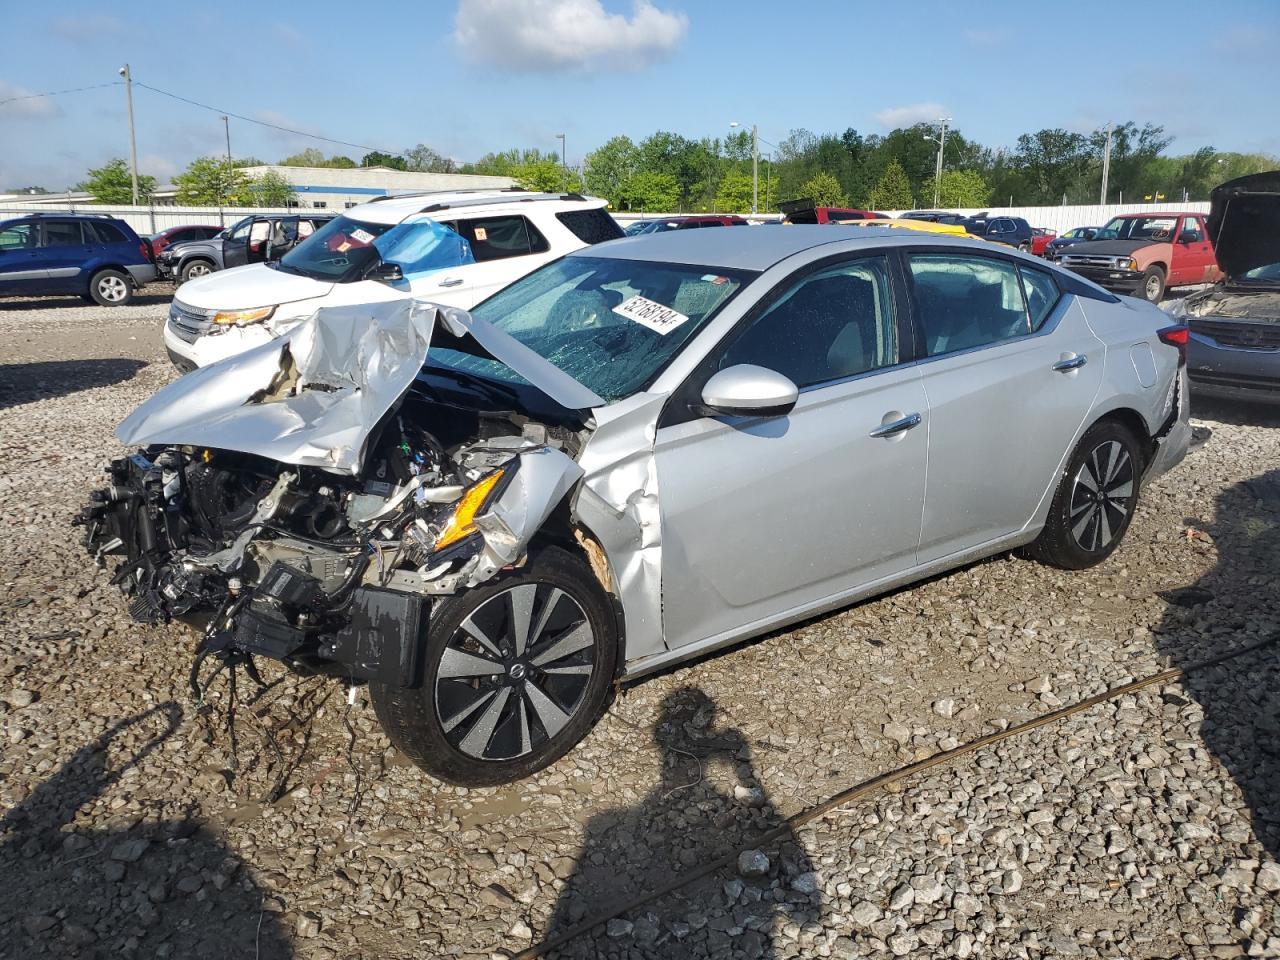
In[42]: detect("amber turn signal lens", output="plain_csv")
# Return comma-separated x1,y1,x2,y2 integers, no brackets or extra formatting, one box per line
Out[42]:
434,469,505,550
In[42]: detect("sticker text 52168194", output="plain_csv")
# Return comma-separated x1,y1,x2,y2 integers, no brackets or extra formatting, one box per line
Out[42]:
612,296,690,336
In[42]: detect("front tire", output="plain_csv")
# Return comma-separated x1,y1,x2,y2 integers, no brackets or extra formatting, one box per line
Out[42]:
88,269,133,306
180,259,215,283
1139,265,1166,302
370,547,618,786
1025,421,1144,570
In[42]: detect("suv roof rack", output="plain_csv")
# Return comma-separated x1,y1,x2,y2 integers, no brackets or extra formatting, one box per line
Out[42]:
20,210,116,219
415,191,591,214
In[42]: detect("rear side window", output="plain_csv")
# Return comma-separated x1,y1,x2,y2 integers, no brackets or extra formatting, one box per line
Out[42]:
1019,266,1060,330
457,215,549,262
909,255,1031,356
85,221,127,244
0,222,33,250
42,220,84,247
556,209,624,245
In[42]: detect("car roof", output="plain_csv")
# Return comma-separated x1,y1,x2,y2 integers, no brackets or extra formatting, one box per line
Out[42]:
344,189,608,225
580,224,997,272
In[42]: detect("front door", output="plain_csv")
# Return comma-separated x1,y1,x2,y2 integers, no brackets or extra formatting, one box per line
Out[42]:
655,254,929,650
1171,215,1218,285
221,218,253,269
906,253,1106,562
0,221,45,294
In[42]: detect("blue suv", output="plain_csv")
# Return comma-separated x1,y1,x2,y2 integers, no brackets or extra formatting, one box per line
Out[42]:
0,213,158,305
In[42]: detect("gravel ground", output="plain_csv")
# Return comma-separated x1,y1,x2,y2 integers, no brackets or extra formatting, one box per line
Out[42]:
1,293,1278,960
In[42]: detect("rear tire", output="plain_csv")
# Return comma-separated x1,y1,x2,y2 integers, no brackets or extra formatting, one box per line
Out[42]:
1139,266,1166,302
1018,241,1032,252
180,259,215,283
1025,420,1144,570
370,546,618,786
88,269,133,306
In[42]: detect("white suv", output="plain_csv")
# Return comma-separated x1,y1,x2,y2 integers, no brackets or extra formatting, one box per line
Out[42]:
162,190,621,370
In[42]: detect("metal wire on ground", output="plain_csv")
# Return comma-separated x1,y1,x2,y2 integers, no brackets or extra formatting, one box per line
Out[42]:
510,633,1280,960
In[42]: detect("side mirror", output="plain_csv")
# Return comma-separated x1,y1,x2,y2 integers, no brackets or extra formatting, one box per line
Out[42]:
697,364,798,418
373,261,404,282
1178,231,1199,244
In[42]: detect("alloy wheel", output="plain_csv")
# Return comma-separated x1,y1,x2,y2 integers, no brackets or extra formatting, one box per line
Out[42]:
186,263,211,279
1069,440,1133,552
1145,274,1162,300
98,275,128,302
434,584,596,762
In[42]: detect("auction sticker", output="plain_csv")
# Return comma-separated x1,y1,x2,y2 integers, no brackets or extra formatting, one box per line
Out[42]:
612,296,689,335
350,228,376,244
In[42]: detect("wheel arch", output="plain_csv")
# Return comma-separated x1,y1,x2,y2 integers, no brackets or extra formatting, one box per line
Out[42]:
1084,405,1158,470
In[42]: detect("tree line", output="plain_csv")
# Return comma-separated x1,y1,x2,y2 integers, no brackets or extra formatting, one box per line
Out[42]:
69,123,1276,211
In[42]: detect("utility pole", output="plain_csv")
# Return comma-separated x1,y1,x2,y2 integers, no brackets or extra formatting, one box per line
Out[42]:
556,133,566,167
119,64,140,204
751,124,758,216
1100,122,1113,204
931,117,951,208
222,115,232,163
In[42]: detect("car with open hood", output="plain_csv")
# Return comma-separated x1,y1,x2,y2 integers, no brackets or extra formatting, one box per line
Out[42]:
162,191,621,373
81,226,1190,786
1165,171,1280,403
157,213,335,284
1057,211,1222,302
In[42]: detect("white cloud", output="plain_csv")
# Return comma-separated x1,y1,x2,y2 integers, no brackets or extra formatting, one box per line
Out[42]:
140,154,180,182
0,80,60,119
873,103,948,130
454,0,688,72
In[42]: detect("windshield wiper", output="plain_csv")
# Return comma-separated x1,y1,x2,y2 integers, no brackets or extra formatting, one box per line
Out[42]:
422,366,522,404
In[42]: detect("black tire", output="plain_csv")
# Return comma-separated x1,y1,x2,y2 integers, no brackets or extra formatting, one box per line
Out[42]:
1018,241,1032,252
1025,420,1144,570
370,546,618,786
1138,265,1166,302
180,259,215,283
88,269,133,306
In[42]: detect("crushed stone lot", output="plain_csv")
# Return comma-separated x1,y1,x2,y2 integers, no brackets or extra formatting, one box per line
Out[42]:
1,292,1279,960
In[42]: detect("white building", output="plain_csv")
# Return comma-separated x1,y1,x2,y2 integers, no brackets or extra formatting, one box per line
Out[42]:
235,165,515,210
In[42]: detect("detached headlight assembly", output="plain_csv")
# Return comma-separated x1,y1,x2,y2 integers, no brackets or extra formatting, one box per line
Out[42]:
434,469,506,551
211,306,276,327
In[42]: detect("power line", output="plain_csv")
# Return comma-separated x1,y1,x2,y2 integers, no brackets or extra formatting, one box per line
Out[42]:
132,81,391,155
0,81,121,106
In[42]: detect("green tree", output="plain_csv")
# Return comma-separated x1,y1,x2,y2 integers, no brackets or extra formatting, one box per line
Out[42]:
77,158,156,203
514,159,578,193
361,151,407,170
715,168,755,213
279,148,356,168
404,144,456,173
620,170,680,212
248,169,296,207
918,169,990,208
584,135,639,207
797,171,847,208
868,161,913,210
174,156,252,205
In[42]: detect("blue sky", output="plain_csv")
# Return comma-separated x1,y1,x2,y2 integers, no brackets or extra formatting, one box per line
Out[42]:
2,0,1277,190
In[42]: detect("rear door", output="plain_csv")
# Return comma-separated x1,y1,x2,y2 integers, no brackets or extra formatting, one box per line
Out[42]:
38,219,93,293
0,221,44,294
907,251,1105,561
426,213,557,308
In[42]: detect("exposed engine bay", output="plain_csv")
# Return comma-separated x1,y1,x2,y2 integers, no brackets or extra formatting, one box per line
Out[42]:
77,298,599,692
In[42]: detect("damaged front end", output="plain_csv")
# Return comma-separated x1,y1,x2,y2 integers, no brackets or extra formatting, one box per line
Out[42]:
78,298,592,691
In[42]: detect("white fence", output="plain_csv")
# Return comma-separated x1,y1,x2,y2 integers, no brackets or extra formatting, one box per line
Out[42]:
3,199,1212,240
0,203,297,235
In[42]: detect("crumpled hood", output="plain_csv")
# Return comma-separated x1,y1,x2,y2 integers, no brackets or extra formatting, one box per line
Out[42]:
1208,170,1280,278
116,297,603,474
177,263,334,310
1059,238,1152,258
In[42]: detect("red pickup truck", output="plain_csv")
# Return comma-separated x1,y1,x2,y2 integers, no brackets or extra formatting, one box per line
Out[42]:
1056,211,1222,301
778,199,887,224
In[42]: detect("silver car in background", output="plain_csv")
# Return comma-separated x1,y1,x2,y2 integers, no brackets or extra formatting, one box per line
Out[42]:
82,227,1191,786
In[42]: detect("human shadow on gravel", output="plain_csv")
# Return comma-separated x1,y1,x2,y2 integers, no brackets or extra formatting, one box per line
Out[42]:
1155,467,1280,860
0,359,148,410
0,703,293,959
532,688,820,959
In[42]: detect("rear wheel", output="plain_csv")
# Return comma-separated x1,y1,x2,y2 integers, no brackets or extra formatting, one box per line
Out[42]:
370,547,617,786
1139,265,1166,302
1018,241,1032,252
180,259,214,283
88,269,133,306
1025,421,1144,569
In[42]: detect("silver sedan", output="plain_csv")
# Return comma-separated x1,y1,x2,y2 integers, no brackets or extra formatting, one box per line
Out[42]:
85,226,1191,785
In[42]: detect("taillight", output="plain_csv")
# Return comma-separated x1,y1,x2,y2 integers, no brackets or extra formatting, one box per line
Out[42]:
1157,323,1188,367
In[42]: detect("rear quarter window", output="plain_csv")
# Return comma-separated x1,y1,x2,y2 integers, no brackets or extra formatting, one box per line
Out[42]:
556,209,624,245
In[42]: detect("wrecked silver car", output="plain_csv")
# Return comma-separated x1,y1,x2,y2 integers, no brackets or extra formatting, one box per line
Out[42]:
81,228,1190,785
1167,171,1280,403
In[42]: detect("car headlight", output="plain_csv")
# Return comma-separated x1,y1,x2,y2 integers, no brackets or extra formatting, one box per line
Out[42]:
211,306,276,326
434,469,506,551
1115,257,1137,271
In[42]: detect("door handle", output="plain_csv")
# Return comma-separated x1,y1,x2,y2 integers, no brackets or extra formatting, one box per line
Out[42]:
438,278,464,288
869,412,922,438
1053,354,1088,372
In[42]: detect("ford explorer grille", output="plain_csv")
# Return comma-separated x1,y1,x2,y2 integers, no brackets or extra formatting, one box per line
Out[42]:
168,302,213,344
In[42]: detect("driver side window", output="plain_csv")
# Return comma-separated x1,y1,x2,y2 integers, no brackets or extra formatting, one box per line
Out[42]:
718,257,897,389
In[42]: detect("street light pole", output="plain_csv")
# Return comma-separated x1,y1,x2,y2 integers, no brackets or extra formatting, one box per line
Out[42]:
751,124,759,215
932,116,951,208
556,134,566,167
222,115,232,163
119,64,140,204
1100,122,1113,204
